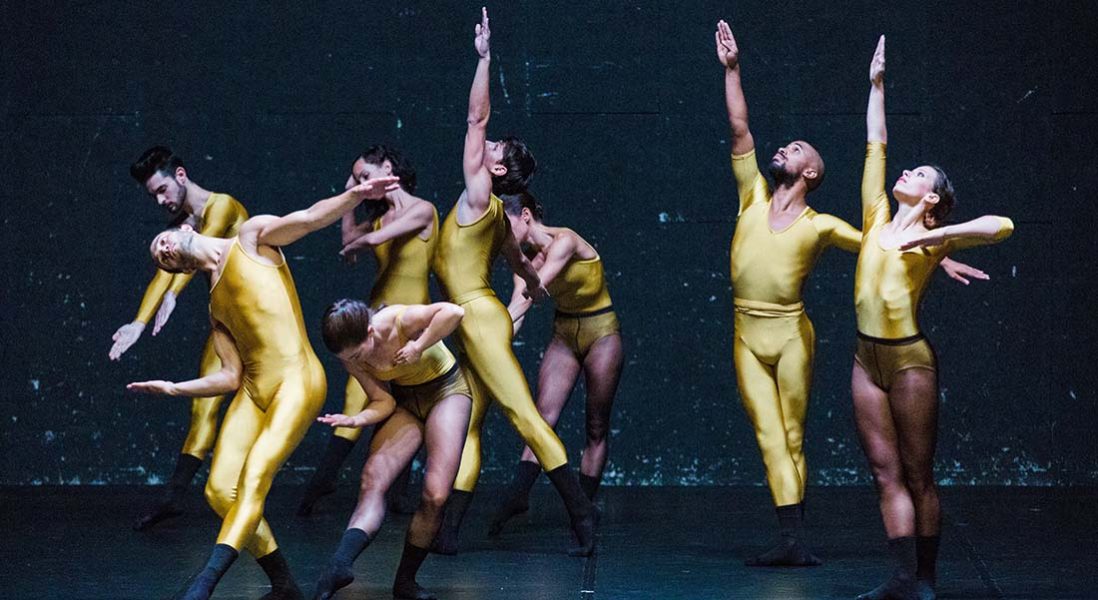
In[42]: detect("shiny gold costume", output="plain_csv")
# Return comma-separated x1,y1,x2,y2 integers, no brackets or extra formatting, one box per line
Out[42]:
336,208,439,441
854,142,1014,386
548,250,619,357
356,308,471,421
433,195,568,492
730,150,861,507
134,193,248,458
205,239,327,556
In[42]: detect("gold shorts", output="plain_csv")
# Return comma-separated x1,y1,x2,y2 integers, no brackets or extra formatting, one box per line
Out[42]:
552,307,621,357
390,363,473,421
854,332,937,391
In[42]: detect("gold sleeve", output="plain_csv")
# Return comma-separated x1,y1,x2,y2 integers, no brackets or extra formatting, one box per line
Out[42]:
134,269,174,324
861,142,891,232
815,213,862,254
731,150,769,216
947,217,1015,251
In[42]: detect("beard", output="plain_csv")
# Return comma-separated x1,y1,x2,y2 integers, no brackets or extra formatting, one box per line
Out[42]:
768,158,797,187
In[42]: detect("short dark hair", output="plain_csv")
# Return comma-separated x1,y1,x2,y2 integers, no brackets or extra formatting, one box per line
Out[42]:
131,146,184,184
492,136,537,195
360,145,417,193
501,190,544,222
924,166,956,229
321,299,374,354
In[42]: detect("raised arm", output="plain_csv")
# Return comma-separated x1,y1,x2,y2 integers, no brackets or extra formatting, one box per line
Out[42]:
318,367,397,429
393,302,466,365
244,176,399,248
127,322,243,397
862,35,891,230
462,7,494,213
340,203,434,258
716,20,754,155
900,215,1015,251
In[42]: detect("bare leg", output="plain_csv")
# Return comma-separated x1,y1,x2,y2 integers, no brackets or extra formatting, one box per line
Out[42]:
315,409,422,600
394,393,471,600
579,333,623,490
853,362,919,600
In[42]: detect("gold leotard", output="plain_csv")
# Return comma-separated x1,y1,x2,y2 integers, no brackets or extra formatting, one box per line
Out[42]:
337,207,440,441
204,239,326,557
548,248,619,357
433,194,568,492
134,193,249,459
854,142,1014,387
730,150,861,507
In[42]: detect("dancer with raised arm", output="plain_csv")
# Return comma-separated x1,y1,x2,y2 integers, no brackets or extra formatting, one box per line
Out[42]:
853,36,1013,600
430,7,597,556
109,146,251,531
714,20,985,567
127,174,399,600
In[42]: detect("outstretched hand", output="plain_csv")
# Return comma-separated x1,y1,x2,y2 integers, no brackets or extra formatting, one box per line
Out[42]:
349,176,401,201
870,35,885,85
317,413,361,428
715,20,740,69
127,380,179,395
109,322,145,360
474,7,491,58
941,259,990,285
152,292,176,336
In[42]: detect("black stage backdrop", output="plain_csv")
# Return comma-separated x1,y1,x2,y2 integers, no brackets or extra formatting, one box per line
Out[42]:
2,1,1095,486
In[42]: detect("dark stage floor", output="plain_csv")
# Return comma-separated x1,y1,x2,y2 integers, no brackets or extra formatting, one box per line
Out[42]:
1,485,1094,599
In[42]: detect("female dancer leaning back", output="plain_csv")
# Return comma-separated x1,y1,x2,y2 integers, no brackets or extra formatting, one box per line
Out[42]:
853,36,1013,600
298,145,438,517
488,191,624,536
312,300,472,600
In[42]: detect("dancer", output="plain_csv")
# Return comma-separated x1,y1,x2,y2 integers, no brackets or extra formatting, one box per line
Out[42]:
488,191,623,536
430,7,597,556
853,36,1013,600
298,145,437,517
127,174,399,600
109,146,250,531
715,21,985,566
312,300,472,600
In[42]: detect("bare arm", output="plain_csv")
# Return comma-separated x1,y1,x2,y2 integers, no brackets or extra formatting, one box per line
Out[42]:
244,177,399,248
501,219,547,301
393,302,466,365
341,203,433,256
127,323,243,397
716,20,754,155
318,367,397,428
462,7,494,214
507,272,533,334
867,35,887,144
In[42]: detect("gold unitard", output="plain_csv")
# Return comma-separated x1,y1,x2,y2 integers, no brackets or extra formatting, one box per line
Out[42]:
433,195,568,492
205,239,327,557
336,209,439,441
730,150,862,507
133,193,249,459
547,249,619,357
854,142,1014,387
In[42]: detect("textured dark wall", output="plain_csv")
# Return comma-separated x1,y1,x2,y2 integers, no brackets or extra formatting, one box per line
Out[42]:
2,1,1095,486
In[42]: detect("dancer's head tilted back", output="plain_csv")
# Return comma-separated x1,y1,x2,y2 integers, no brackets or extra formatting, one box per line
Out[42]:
768,140,825,193
149,225,200,274
321,298,377,358
131,145,188,214
352,145,418,193
892,164,955,229
486,136,536,195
